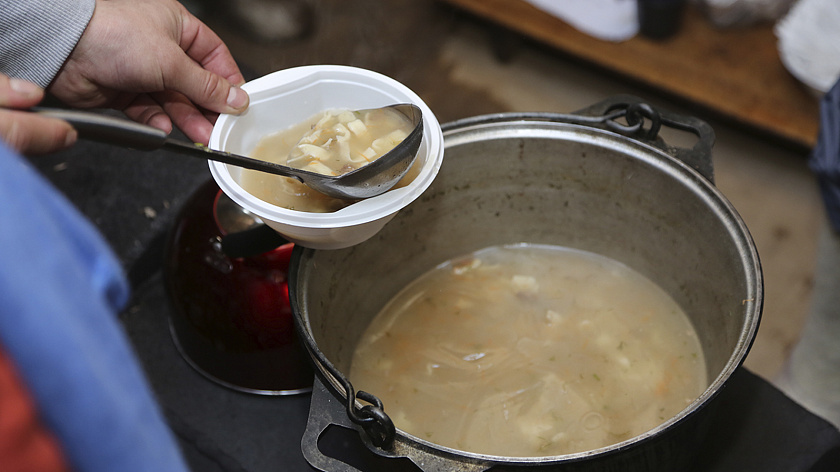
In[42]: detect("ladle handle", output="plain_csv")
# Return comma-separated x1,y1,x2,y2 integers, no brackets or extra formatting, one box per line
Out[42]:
34,108,307,182
35,107,168,150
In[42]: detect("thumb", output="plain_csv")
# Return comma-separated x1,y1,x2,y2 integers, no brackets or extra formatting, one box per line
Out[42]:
168,61,249,115
0,110,77,155
0,77,45,109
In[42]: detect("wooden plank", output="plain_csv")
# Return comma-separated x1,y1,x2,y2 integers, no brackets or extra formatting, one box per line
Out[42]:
442,0,820,148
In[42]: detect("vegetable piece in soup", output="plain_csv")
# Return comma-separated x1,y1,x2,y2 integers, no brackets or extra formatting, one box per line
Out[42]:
238,108,417,213
349,244,707,457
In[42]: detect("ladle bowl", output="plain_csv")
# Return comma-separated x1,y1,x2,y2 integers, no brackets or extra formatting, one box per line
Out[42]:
289,103,424,200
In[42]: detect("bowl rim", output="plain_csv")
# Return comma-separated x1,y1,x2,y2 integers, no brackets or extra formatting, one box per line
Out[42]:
208,65,444,230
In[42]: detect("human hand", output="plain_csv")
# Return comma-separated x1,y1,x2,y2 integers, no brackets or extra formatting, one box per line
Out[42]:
49,0,249,145
0,74,78,154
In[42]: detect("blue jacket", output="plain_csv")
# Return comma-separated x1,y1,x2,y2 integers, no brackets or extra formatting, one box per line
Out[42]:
0,143,190,472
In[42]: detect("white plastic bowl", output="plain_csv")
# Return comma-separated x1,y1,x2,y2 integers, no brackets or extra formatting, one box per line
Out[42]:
209,65,444,249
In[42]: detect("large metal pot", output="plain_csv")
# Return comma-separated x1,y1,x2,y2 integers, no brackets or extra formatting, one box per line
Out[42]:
289,96,763,471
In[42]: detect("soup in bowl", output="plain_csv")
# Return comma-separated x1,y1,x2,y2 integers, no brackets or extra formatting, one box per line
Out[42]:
209,65,444,249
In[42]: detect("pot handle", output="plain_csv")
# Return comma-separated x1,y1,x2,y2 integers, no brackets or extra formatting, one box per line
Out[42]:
302,378,493,472
572,95,716,183
443,95,716,183
301,379,366,472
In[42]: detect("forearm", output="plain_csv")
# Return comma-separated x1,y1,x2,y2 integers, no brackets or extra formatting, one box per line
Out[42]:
0,0,95,88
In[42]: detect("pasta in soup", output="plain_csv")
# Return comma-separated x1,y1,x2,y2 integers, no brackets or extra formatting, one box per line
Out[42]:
240,107,416,213
349,244,707,457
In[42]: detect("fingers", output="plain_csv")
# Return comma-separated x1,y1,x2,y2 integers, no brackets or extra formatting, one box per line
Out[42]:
169,9,249,117
40,0,248,146
166,61,249,117
180,14,246,87
156,56,246,144
0,109,77,155
123,94,173,134
164,8,248,119
155,90,217,145
123,90,216,145
161,90,215,144
0,74,76,154
0,76,44,109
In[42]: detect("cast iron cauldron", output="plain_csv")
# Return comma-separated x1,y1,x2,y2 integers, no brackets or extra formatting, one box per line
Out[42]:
289,96,763,471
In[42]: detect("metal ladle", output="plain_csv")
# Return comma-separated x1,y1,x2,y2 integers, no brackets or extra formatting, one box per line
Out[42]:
37,103,423,200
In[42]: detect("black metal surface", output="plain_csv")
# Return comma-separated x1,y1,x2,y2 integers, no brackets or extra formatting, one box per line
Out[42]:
573,95,716,183
221,224,290,259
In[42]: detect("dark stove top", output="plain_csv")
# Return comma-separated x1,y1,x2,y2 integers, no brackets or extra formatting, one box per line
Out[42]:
31,139,840,472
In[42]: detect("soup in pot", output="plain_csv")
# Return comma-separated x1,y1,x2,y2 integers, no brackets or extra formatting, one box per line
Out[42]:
240,107,415,213
349,244,707,457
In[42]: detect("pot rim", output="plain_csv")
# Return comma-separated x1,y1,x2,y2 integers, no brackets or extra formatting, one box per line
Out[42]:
291,108,764,466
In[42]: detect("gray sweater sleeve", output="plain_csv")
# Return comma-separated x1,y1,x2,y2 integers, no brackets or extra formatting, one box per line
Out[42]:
0,0,95,88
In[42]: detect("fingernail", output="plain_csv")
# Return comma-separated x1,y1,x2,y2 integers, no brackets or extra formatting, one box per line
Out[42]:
9,78,42,98
146,113,172,134
64,129,78,148
226,86,249,111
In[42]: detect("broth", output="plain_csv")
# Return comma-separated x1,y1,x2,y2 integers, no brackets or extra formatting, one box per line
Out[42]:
349,244,706,457
240,108,414,213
